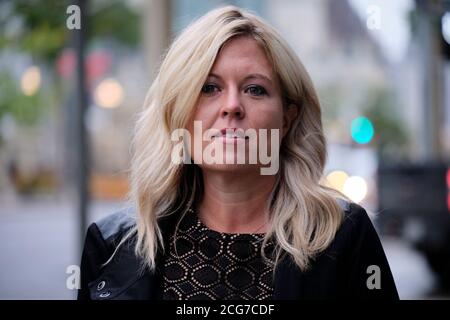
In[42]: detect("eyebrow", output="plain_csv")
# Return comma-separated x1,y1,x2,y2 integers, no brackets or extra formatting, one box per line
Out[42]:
207,72,273,84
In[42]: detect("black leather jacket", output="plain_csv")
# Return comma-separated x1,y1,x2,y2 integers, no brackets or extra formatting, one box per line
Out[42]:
77,200,399,300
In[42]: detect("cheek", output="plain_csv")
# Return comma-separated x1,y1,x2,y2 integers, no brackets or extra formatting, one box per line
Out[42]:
247,106,284,130
186,106,214,158
192,102,217,125
246,103,284,149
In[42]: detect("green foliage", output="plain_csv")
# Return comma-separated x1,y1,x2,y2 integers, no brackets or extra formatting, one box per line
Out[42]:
319,84,344,122
364,87,409,160
0,0,141,62
0,72,48,126
89,1,140,47
1,0,68,61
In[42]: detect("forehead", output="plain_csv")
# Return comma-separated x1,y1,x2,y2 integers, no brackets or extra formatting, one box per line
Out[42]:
210,36,274,76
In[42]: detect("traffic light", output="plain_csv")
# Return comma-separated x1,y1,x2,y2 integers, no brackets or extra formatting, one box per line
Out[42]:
351,116,374,144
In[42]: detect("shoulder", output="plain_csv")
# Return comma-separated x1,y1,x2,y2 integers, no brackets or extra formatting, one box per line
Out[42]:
329,198,388,264
93,207,137,243
341,200,374,232
332,199,399,299
78,208,143,300
318,199,387,269
82,207,137,261
336,198,373,228
332,198,378,249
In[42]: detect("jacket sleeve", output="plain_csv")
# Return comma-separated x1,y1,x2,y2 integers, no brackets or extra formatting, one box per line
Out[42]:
77,223,111,300
343,203,400,300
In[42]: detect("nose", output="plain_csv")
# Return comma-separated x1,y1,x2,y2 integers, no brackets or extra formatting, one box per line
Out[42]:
220,88,245,119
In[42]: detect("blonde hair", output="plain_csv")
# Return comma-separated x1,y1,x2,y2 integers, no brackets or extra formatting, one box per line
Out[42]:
126,5,349,272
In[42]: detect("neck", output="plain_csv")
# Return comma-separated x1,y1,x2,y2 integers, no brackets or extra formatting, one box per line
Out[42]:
197,169,278,234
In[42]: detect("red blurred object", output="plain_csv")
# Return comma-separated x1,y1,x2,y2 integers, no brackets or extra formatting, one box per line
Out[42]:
56,49,76,79
86,51,112,84
447,168,450,189
56,49,112,83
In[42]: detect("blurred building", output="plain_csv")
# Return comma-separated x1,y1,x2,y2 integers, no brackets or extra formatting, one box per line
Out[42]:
264,0,388,145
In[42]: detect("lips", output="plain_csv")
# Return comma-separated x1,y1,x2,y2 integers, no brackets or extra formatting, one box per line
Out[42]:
212,128,249,139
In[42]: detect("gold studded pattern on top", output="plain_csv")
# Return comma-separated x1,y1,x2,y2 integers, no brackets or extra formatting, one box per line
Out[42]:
162,209,274,300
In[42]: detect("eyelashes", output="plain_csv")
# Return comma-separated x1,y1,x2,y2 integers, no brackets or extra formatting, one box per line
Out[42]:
201,83,219,95
201,83,268,97
246,85,268,96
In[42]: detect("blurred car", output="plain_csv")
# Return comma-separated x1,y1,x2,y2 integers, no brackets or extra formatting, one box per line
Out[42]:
377,162,450,287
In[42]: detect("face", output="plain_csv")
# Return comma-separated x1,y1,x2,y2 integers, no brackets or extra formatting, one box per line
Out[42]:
187,36,296,174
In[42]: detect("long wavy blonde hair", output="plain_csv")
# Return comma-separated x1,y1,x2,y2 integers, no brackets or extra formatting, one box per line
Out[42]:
127,5,348,272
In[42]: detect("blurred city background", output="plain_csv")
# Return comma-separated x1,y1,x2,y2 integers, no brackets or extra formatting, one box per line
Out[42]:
0,0,449,299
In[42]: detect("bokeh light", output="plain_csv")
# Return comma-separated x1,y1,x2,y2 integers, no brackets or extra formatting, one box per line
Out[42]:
343,175,368,203
351,116,374,144
20,66,41,96
326,170,349,193
94,78,124,109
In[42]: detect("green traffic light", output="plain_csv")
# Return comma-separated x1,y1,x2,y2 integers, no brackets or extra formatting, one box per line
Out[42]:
351,116,374,144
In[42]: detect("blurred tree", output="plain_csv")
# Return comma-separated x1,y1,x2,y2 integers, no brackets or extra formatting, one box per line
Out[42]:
0,0,141,140
318,84,347,144
89,1,140,47
363,87,410,161
319,84,344,122
0,0,140,62
0,72,49,129
0,0,68,61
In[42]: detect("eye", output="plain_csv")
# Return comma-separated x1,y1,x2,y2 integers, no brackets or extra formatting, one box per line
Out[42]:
201,83,220,95
245,85,268,96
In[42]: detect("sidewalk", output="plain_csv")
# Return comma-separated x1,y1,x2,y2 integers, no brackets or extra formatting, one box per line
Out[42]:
0,197,125,299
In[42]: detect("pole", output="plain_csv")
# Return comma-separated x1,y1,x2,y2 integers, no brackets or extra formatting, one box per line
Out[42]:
417,0,445,162
74,0,89,255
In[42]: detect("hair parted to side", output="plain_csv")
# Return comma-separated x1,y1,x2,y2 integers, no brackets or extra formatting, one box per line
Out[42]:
126,5,350,272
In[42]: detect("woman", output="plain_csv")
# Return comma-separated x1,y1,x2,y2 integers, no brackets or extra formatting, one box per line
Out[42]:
78,6,399,300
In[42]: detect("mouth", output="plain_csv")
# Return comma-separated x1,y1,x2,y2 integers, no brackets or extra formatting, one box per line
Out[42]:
211,128,249,140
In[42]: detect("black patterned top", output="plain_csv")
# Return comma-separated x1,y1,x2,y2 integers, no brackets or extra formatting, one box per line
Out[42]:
162,209,274,300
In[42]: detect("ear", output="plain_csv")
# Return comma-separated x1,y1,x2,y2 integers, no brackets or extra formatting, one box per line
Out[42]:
282,104,298,138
